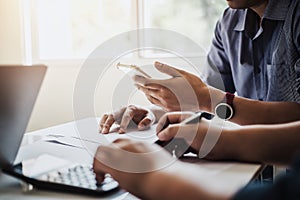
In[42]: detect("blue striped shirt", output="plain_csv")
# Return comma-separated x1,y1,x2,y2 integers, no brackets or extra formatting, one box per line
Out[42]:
203,0,300,103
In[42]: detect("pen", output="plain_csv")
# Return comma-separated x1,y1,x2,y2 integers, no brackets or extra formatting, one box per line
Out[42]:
179,112,205,125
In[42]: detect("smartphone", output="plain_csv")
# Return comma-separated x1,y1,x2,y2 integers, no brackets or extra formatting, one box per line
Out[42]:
116,62,152,78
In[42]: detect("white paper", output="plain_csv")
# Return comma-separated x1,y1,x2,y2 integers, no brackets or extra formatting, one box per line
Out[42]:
23,118,158,150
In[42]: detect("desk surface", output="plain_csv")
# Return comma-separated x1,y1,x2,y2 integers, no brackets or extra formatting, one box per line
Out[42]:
0,119,262,199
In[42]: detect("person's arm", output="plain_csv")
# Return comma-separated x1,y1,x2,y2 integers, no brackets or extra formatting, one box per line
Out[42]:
135,62,300,125
205,87,300,125
156,113,300,165
145,168,228,200
93,138,230,200
208,121,300,165
92,138,300,200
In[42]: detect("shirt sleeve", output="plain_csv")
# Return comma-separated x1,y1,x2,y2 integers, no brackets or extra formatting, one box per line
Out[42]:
233,157,300,200
202,19,236,93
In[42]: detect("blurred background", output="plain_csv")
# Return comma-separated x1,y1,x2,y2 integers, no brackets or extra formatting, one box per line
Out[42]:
0,0,226,131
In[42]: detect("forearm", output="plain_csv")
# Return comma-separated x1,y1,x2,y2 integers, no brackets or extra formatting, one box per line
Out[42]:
231,96,300,125
202,87,300,125
220,121,300,165
145,166,229,200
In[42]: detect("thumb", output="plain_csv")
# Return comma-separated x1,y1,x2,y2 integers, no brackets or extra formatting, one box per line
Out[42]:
154,61,185,77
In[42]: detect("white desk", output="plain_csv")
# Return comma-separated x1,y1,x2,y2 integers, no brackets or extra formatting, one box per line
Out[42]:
0,119,262,199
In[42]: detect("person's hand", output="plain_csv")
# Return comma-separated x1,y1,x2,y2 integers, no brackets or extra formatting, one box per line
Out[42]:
93,138,176,199
156,112,210,156
99,105,155,134
134,61,221,112
93,138,229,200
156,112,227,160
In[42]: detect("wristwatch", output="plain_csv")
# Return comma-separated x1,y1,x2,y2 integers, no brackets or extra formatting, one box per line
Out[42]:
214,92,235,120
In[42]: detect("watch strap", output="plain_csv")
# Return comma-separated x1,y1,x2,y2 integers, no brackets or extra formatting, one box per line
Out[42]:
225,92,235,106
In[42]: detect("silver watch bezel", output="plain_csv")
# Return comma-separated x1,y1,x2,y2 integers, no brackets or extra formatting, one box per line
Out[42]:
214,103,234,120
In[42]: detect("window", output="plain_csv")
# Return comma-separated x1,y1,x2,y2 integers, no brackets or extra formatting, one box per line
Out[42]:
140,0,227,57
30,0,133,60
25,0,227,61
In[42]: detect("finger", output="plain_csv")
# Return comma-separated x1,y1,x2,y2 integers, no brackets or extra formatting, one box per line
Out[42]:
136,83,162,91
156,114,170,133
118,107,135,133
95,172,105,183
93,146,118,179
102,114,115,134
138,117,152,130
156,112,187,133
154,61,185,77
136,84,163,106
113,138,132,145
157,125,179,141
145,94,163,107
112,107,126,122
94,142,133,172
99,114,108,133
136,83,161,92
112,138,137,151
137,84,161,98
133,75,149,86
112,139,156,155
133,75,165,88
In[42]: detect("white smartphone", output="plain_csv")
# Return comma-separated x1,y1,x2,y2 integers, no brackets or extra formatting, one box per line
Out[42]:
116,62,152,78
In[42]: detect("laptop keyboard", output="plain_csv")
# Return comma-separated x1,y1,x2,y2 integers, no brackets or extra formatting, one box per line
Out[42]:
37,164,119,192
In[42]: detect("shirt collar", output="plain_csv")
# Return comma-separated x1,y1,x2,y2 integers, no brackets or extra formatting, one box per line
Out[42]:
234,0,291,32
234,9,246,32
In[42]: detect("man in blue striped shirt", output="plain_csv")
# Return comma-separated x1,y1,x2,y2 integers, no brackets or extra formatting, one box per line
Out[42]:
204,0,300,103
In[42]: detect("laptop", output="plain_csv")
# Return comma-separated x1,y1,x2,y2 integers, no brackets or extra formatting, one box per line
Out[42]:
0,65,119,196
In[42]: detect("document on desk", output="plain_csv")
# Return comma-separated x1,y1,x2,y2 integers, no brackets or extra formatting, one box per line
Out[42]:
24,118,159,151
18,118,158,164
43,126,158,149
23,117,240,152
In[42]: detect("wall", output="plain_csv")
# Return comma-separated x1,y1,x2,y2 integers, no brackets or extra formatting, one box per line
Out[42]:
0,0,23,63
27,60,152,131
0,0,83,130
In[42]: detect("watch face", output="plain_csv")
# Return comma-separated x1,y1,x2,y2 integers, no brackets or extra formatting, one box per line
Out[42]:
215,103,233,120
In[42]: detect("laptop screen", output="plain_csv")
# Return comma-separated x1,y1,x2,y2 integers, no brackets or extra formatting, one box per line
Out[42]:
0,65,47,169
